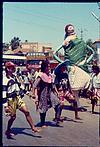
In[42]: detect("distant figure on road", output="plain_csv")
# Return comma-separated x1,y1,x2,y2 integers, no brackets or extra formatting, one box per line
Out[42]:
88,65,100,113
4,61,40,139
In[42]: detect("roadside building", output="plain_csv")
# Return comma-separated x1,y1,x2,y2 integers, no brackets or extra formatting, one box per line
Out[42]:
3,41,61,69
93,39,100,67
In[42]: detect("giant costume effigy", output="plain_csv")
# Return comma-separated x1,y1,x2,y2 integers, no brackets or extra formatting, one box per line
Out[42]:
53,24,95,75
53,37,95,74
53,24,96,110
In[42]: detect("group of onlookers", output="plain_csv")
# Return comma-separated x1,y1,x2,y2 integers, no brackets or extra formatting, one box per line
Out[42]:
3,60,80,138
3,59,100,139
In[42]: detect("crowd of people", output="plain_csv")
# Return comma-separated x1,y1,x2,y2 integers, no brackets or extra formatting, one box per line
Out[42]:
3,23,100,139
3,59,100,139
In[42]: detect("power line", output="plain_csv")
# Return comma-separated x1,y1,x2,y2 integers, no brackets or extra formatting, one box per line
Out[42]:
5,6,67,24
78,28,87,40
4,16,61,32
3,6,67,33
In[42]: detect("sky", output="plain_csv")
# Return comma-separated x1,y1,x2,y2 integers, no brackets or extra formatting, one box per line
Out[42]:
3,2,100,50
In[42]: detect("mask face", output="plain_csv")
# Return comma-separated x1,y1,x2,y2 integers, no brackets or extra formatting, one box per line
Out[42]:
67,25,74,34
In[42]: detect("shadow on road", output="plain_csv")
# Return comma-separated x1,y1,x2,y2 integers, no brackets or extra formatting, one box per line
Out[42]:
60,116,83,123
88,111,100,115
63,105,74,111
63,105,88,112
5,136,16,140
93,112,100,115
11,127,42,138
36,118,83,128
36,121,63,128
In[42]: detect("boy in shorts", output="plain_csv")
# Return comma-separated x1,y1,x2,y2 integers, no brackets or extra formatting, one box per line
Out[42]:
4,62,40,138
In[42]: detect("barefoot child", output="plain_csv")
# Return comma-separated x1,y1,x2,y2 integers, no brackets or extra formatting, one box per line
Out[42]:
4,62,40,138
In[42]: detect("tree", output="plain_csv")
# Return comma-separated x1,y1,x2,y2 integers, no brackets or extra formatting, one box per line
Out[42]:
25,40,28,42
86,39,96,51
10,37,21,50
86,39,97,65
3,43,10,51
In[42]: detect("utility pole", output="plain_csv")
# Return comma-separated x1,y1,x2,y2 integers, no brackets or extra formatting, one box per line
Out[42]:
91,3,100,66
78,28,87,40
80,28,83,40
91,3,100,39
91,12,100,39
97,2,100,9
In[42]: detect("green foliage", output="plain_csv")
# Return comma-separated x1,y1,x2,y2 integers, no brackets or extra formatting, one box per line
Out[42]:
10,37,21,50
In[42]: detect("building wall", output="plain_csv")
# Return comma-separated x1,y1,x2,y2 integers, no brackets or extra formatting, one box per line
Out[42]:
13,42,52,54
3,41,64,68
93,39,100,66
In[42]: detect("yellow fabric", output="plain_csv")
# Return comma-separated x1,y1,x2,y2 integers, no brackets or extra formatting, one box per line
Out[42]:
63,34,77,46
7,96,25,116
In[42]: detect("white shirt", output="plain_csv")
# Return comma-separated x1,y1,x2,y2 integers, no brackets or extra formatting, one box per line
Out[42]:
92,73,100,89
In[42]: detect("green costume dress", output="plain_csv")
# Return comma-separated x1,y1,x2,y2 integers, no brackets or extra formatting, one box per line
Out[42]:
53,38,95,74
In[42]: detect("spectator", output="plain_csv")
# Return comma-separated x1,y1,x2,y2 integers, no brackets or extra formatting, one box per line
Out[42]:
89,65,100,113
55,66,81,119
4,62,40,138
